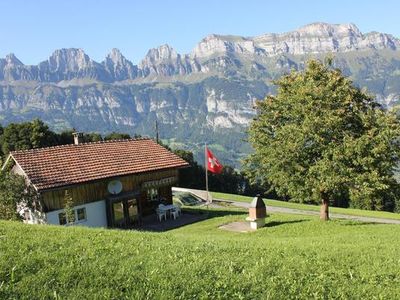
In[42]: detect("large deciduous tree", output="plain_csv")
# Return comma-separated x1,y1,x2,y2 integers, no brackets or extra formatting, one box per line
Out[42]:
245,60,400,220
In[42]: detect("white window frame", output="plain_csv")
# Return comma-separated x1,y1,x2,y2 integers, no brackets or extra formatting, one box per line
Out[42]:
58,206,87,225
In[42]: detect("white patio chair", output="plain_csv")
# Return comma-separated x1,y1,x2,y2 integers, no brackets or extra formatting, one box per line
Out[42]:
156,208,166,222
173,204,182,216
171,209,179,220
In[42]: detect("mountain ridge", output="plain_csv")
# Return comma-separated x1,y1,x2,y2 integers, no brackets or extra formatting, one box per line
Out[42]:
1,22,399,82
1,22,400,166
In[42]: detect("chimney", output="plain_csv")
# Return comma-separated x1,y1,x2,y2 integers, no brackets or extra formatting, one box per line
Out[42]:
246,194,267,229
72,132,83,145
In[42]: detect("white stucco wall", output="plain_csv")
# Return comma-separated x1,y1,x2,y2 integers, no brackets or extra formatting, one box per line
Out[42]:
27,209,46,224
11,163,25,176
45,199,107,228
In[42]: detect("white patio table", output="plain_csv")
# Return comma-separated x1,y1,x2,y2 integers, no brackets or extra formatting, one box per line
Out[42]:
159,204,177,218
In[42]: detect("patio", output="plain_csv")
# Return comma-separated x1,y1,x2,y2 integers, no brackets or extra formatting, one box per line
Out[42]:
136,210,208,231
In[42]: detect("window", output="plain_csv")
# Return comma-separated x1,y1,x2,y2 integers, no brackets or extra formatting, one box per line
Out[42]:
59,212,67,225
77,208,86,221
147,188,159,202
59,207,87,225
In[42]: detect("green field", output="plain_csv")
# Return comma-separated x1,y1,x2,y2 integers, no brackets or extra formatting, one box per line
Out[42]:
212,191,400,220
1,207,400,299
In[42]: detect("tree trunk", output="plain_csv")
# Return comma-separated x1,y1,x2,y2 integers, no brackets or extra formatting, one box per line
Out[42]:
320,199,329,221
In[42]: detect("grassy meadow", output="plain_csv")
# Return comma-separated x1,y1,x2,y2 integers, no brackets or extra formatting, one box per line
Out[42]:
212,191,400,220
1,208,400,299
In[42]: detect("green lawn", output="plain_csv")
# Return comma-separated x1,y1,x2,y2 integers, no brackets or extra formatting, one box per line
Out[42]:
212,191,400,220
1,208,400,299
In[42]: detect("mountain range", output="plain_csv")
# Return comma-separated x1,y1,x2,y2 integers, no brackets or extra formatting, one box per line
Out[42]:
1,22,400,166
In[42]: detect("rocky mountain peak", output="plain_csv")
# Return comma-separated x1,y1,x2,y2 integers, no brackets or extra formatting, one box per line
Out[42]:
191,34,256,59
50,48,87,59
106,48,127,64
296,22,362,37
47,48,92,72
139,44,193,77
252,22,399,56
1,53,33,81
142,44,178,64
103,48,137,80
5,53,23,66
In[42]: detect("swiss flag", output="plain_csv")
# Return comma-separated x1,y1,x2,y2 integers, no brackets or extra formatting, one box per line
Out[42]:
206,147,223,174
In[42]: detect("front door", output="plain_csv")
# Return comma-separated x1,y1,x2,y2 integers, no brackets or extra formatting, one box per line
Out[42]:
110,198,139,228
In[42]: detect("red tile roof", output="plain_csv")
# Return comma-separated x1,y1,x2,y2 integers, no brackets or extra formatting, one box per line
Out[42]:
10,138,189,191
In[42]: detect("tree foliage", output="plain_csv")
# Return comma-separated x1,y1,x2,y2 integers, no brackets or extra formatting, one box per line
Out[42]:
0,119,57,155
64,190,75,224
104,132,132,140
0,172,36,221
245,60,400,215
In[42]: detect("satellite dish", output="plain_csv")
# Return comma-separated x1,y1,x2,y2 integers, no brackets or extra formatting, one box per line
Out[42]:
108,180,123,195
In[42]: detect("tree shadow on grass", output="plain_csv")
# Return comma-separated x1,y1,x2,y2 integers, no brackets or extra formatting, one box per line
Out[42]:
265,219,309,228
339,221,381,226
184,206,247,218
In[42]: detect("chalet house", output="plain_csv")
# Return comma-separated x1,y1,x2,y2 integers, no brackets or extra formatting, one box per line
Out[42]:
3,137,188,228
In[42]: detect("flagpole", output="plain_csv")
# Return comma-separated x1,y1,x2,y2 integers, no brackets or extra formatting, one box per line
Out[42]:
205,143,209,206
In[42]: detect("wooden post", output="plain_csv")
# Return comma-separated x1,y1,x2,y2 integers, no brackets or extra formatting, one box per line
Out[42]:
205,143,209,207
155,120,159,144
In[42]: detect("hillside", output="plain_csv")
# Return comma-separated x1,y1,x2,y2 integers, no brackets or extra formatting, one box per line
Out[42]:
1,23,400,165
1,208,400,299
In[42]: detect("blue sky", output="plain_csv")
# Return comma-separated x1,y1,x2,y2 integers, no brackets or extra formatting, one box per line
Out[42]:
1,0,399,65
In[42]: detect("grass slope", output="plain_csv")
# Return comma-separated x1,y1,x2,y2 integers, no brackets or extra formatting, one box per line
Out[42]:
212,191,400,220
1,208,400,299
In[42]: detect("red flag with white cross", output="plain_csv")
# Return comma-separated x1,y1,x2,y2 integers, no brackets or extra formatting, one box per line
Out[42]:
206,147,223,174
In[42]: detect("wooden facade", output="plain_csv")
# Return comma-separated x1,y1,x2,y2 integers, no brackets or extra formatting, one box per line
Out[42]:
35,168,179,228
40,168,178,212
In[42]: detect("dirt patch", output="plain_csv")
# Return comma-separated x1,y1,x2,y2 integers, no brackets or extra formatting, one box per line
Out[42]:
219,221,255,233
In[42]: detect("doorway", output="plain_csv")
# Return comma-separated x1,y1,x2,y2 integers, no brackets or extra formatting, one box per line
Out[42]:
109,196,140,228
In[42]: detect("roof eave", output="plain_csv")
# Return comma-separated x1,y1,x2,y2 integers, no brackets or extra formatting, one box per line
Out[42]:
2,154,39,192
1,154,13,171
